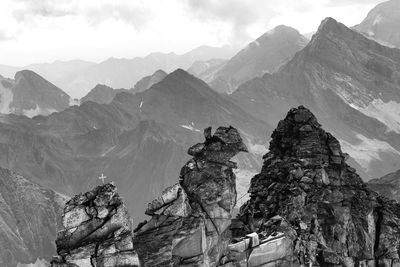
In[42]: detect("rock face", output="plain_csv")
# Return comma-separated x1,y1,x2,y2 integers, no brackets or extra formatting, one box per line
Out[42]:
232,106,400,266
0,167,65,267
51,182,139,267
133,126,248,266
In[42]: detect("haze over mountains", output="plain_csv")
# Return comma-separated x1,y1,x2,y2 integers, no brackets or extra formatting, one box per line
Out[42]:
1,0,400,266
201,25,309,93
0,45,237,98
355,0,400,48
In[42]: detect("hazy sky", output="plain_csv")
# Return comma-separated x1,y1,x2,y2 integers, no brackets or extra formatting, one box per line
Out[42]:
0,0,385,66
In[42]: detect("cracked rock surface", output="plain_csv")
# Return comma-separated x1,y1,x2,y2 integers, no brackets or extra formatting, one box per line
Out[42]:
235,106,400,266
50,182,139,267
133,126,247,266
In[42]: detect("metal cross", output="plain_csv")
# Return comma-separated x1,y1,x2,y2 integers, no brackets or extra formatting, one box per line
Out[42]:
99,173,107,184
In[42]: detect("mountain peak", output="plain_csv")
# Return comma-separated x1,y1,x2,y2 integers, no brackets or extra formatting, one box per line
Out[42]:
268,106,350,171
316,17,343,35
15,69,41,80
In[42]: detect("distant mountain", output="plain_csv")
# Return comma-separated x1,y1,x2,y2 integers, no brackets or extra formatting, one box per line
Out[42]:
131,69,167,94
0,167,65,267
369,169,400,202
233,17,400,179
65,45,238,98
187,58,226,79
354,0,400,48
202,25,308,93
0,46,237,99
0,69,267,224
80,84,128,104
0,70,71,117
0,60,95,95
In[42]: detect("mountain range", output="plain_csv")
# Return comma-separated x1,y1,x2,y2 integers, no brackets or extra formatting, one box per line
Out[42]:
0,46,237,98
233,17,400,179
196,25,309,93
0,69,268,229
2,0,400,265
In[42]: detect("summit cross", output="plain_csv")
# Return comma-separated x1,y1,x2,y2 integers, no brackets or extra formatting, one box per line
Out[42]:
99,173,107,184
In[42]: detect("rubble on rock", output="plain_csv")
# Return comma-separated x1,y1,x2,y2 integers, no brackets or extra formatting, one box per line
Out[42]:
227,106,400,266
133,126,248,266
50,182,139,267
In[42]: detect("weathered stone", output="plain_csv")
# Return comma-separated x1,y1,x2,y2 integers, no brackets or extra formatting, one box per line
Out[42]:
50,182,139,267
235,106,400,266
133,126,247,266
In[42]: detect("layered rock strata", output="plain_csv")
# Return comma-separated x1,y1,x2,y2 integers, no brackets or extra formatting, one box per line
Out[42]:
231,106,400,266
133,126,248,266
50,182,139,267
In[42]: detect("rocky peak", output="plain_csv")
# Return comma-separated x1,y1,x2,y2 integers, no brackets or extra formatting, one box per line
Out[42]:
233,106,400,266
50,182,139,267
266,106,356,185
133,126,247,266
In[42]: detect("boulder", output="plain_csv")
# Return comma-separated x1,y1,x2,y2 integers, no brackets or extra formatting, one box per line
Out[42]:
50,182,139,267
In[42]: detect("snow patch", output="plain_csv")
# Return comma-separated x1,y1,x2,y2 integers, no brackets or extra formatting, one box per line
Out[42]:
17,258,48,267
69,97,80,106
356,99,400,134
373,14,382,26
139,100,143,112
341,134,400,171
0,80,13,114
180,123,201,132
23,105,57,118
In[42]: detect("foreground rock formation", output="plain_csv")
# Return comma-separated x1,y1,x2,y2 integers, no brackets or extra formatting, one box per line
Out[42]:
133,126,248,266
50,182,139,267
228,106,400,266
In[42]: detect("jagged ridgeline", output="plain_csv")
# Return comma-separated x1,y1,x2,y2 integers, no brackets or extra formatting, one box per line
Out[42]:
50,107,400,267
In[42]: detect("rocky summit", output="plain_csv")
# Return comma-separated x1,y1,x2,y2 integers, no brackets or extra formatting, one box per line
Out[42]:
228,106,400,266
133,126,248,266
50,182,139,267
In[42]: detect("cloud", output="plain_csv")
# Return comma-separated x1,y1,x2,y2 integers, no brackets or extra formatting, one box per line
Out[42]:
0,30,12,41
12,0,76,22
83,4,150,30
182,0,278,43
327,0,383,7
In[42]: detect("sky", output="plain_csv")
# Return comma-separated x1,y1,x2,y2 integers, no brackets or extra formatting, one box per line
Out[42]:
0,0,386,66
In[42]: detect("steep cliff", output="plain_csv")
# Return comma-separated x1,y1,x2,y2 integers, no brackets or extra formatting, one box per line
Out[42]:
0,167,65,267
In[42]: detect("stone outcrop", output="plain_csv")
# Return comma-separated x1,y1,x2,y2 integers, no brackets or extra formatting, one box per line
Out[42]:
225,106,400,266
133,126,248,266
50,182,139,267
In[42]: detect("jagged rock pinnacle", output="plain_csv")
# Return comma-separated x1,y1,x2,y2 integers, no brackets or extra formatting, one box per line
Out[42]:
133,126,247,266
232,106,400,266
